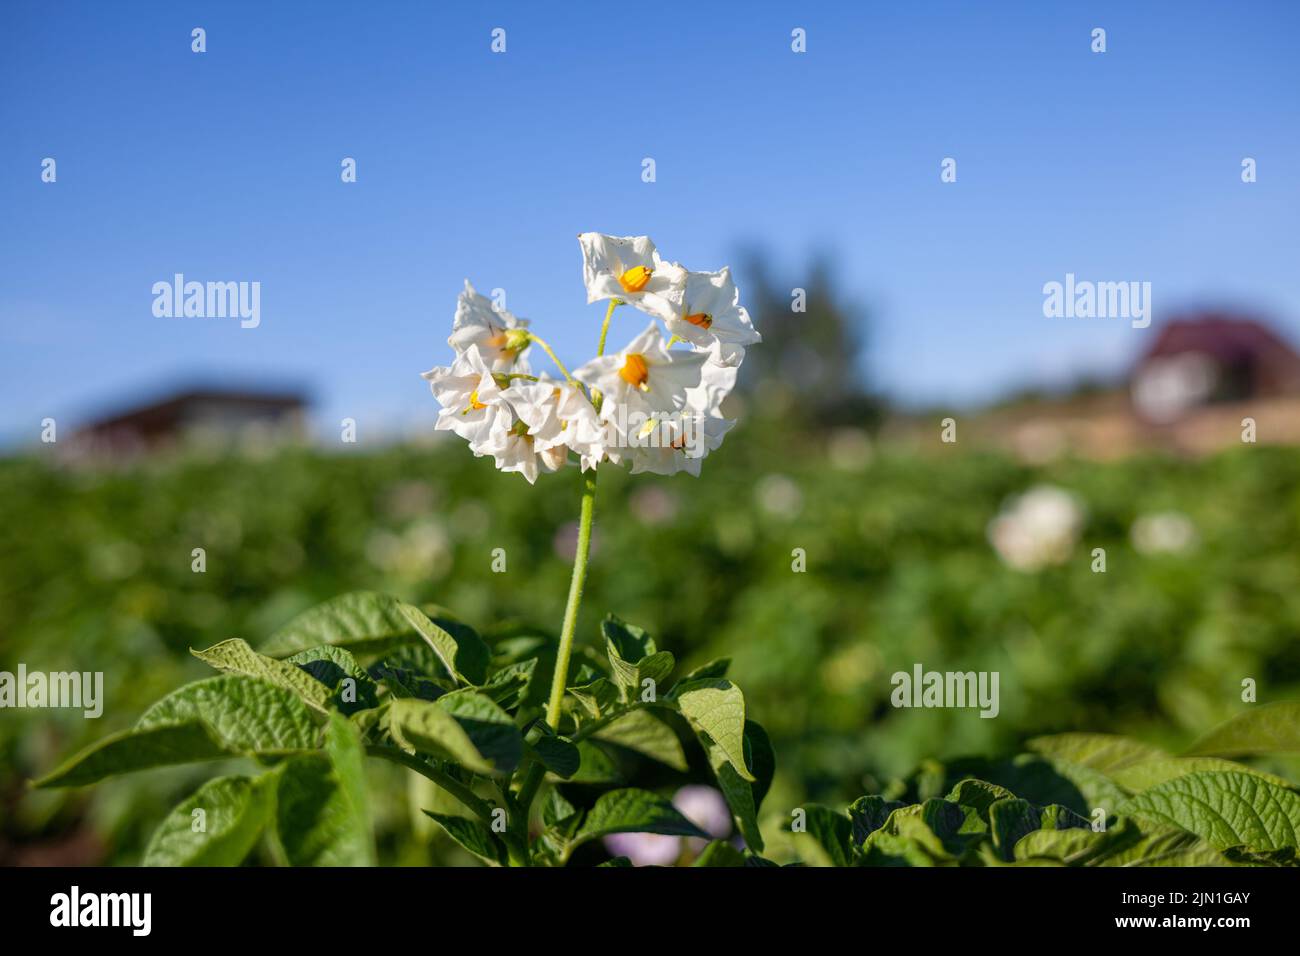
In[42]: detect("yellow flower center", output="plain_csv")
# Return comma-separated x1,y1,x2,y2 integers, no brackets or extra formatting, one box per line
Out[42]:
467,390,487,411
619,353,650,389
618,265,653,293
683,312,713,329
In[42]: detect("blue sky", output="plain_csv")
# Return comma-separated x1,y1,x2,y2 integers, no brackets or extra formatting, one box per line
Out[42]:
2,0,1298,445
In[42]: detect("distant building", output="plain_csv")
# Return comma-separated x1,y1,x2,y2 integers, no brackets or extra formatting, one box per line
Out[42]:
69,387,308,458
1131,315,1300,424
937,313,1300,460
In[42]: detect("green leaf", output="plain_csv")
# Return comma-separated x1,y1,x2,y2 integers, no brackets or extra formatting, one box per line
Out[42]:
192,638,334,713
670,658,731,692
859,801,971,867
1118,771,1300,851
1027,733,1168,774
570,788,708,850
848,795,907,846
398,602,490,686
567,677,622,720
671,679,756,783
530,734,581,780
1111,757,1296,794
603,617,674,700
745,720,777,811
1184,702,1300,758
434,690,523,774
285,645,380,714
34,677,318,788
321,712,376,864
692,840,748,867
988,798,1089,861
789,805,855,867
591,709,688,771
424,812,506,866
387,698,495,775
567,741,622,784
946,778,1016,818
700,719,775,852
142,774,274,866
1013,819,1228,867
261,591,422,659
273,720,376,868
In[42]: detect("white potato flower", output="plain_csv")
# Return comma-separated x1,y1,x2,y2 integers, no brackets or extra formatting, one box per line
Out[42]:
572,320,714,419
578,233,684,322
421,345,510,453
501,377,608,474
987,485,1085,572
424,233,757,482
623,413,734,477
665,267,761,367
448,280,532,372
483,410,569,485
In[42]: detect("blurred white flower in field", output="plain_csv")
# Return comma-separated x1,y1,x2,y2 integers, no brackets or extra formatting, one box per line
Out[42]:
826,427,873,471
365,519,451,581
602,785,732,865
1131,510,1198,555
665,267,761,367
755,474,803,519
674,785,732,840
578,233,684,322
987,485,1084,571
602,831,682,867
448,280,531,372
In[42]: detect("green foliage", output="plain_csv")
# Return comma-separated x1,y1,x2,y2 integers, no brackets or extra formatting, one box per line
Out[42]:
774,714,1300,868
33,593,770,866
8,442,1300,864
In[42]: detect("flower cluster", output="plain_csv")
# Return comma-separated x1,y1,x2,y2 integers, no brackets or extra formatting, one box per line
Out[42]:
422,234,760,482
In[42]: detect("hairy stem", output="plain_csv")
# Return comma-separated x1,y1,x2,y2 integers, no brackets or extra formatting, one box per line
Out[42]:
546,472,597,728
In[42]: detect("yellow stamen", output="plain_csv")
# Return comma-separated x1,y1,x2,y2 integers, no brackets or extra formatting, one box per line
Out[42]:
619,353,650,389
683,312,713,329
466,390,487,411
618,265,652,293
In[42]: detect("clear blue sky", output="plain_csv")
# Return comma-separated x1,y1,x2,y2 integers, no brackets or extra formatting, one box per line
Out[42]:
2,0,1298,445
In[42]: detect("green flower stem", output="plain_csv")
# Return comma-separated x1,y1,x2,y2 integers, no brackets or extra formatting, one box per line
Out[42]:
527,334,579,387
546,471,598,729
595,298,618,363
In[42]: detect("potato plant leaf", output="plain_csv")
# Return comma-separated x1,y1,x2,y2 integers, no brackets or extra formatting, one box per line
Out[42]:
261,591,422,658
272,715,375,866
398,602,490,686
1183,702,1300,758
591,709,688,771
570,788,708,850
34,676,319,788
671,679,756,783
192,638,334,713
424,812,506,866
1118,771,1300,851
142,774,275,866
